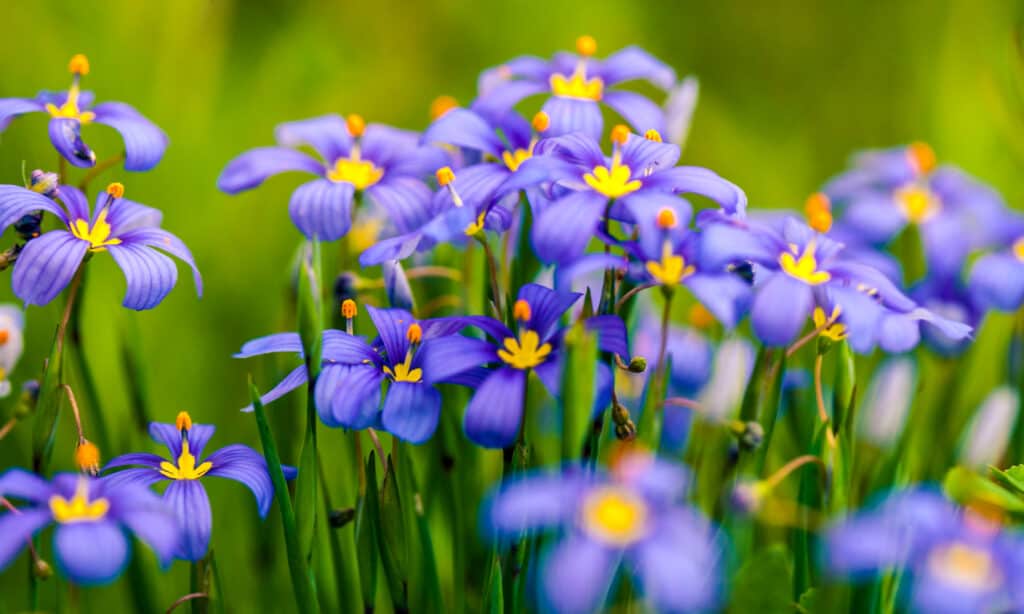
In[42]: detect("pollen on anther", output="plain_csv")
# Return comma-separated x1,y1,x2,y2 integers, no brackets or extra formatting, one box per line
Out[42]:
644,129,663,143
75,441,100,474
513,299,532,322
406,323,423,344
346,114,366,138
436,166,456,186
430,95,458,120
0,329,9,345
576,35,598,57
532,111,550,133
610,124,631,146
105,182,125,199
341,299,358,319
907,141,936,175
655,207,678,229
68,54,90,76
804,192,832,233
176,411,193,432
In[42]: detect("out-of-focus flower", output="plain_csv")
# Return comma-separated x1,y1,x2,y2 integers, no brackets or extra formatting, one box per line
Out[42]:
701,216,971,352
0,305,24,398
663,76,699,148
0,54,167,170
858,357,915,448
476,37,676,140
960,387,1019,469
0,182,201,309
825,490,1024,614
103,411,281,561
0,469,178,584
967,235,1024,313
484,449,722,613
458,284,628,448
217,114,448,242
500,126,746,264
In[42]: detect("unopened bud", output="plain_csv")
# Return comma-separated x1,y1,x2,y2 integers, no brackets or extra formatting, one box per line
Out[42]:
29,170,60,198
34,558,53,579
328,508,356,528
627,356,647,373
75,440,100,475
614,420,637,441
729,420,764,451
13,380,40,419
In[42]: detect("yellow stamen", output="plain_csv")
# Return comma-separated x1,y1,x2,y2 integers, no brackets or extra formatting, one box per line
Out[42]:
895,184,939,224
382,351,423,383
430,95,458,120
406,323,423,344
327,155,384,190
45,84,96,124
1013,237,1024,262
778,242,831,285
346,114,366,138
645,241,695,286
513,299,532,322
584,158,642,199
812,306,847,341
549,70,604,101
498,330,552,370
49,479,108,524
644,129,662,143
610,124,631,146
655,207,678,229
501,148,533,172
176,411,192,432
581,486,648,546
68,54,90,76
435,166,456,186
341,299,358,319
532,111,550,133
105,182,125,199
907,141,936,176
465,211,487,236
74,441,100,475
576,35,597,57
926,542,1001,591
159,440,213,480
69,209,121,252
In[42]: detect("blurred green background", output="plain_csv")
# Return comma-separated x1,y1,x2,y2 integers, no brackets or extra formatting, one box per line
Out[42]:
1,0,1023,611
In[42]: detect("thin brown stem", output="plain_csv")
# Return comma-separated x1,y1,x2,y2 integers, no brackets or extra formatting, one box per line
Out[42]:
0,496,44,564
404,266,462,282
479,237,504,320
614,283,657,313
165,592,208,614
655,292,673,371
762,454,827,491
61,384,86,443
55,266,86,360
0,417,16,440
367,428,387,469
77,153,125,191
785,311,840,359
664,397,703,411
813,354,838,449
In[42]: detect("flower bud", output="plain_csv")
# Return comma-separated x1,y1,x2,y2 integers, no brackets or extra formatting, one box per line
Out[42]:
33,558,53,580
29,170,60,198
13,380,40,419
328,507,356,528
75,440,101,475
627,356,647,373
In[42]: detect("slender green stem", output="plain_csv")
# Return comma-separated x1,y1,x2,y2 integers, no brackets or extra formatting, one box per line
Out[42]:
478,236,505,321
77,152,125,191
67,266,111,452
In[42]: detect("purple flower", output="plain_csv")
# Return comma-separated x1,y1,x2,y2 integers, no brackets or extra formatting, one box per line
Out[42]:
500,127,746,264
217,114,448,242
484,450,722,613
0,182,201,309
237,309,489,443
0,469,178,585
459,283,628,448
0,54,168,171
968,235,1024,313
825,143,1014,280
701,215,971,353
476,37,676,140
102,412,279,561
825,489,1024,614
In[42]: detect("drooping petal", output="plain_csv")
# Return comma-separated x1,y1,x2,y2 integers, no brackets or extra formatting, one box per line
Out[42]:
274,115,351,163
484,472,587,537
643,166,747,216
0,97,45,129
463,367,526,449
288,178,354,241
629,510,721,613
217,147,323,193
517,283,581,341
91,102,168,171
163,479,212,561
968,253,1024,312
684,272,753,329
107,484,179,568
584,314,631,358
699,221,780,270
365,177,434,234
314,363,382,429
496,155,586,197
416,336,496,385
472,80,548,118
430,162,510,213
103,453,166,471
533,132,607,169
540,534,619,614
48,117,95,168
234,332,303,358
421,108,505,158
618,133,681,176
365,305,415,364
107,242,179,310
11,230,88,307
838,192,907,244
0,468,56,503
358,124,418,168
53,520,129,585
603,90,668,137
664,76,699,147
118,227,202,298
242,365,308,412
597,46,676,89
321,329,380,364
358,232,422,266
101,467,165,491
380,382,441,444
0,508,52,572
0,185,68,233
204,444,275,517
541,96,603,140
751,272,814,346
531,190,609,264
104,197,163,232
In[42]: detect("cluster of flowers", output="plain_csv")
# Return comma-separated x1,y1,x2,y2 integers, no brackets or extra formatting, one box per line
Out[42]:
1,38,1023,613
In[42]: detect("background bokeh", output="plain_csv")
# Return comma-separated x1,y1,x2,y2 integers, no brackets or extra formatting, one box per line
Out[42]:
1,0,1023,610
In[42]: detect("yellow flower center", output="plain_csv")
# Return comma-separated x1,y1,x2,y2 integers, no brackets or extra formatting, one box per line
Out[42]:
1013,237,1024,262
49,479,109,524
812,306,847,341
645,242,695,285
383,351,423,383
327,154,384,190
584,156,642,199
45,85,96,124
549,68,604,101
159,439,213,480
69,209,121,252
926,542,1002,591
465,211,487,236
502,148,533,172
498,330,552,370
580,486,648,546
779,242,831,286
895,184,940,224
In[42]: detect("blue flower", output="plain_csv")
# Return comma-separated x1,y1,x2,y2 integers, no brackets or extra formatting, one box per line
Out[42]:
218,114,448,241
102,412,283,561
967,234,1024,313
484,450,722,613
0,55,168,171
476,37,676,140
0,469,178,585
825,489,1024,614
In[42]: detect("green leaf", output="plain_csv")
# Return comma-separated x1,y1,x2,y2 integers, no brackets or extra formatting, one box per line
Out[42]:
943,466,1024,512
355,453,380,610
637,355,671,450
250,379,319,613
484,557,504,614
510,197,540,293
32,322,66,473
727,545,794,614
377,455,408,610
295,241,323,564
990,464,1024,496
832,341,856,433
561,322,597,460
